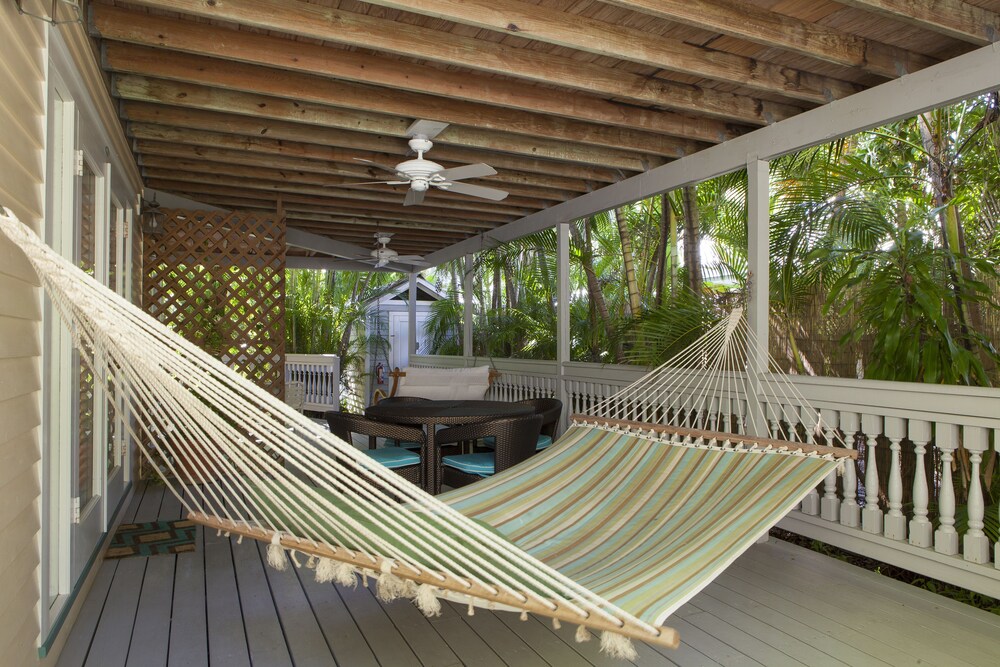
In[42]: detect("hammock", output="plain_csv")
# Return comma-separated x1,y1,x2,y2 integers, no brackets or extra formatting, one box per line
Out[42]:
0,208,854,659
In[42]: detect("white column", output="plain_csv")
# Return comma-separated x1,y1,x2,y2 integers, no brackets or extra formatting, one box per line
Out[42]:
463,253,474,358
963,426,990,564
861,413,884,535
934,423,959,555
839,411,861,528
556,221,570,429
408,272,417,359
883,416,906,541
746,157,769,438
908,419,933,548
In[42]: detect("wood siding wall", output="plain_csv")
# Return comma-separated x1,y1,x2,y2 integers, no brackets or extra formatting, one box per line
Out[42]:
0,4,46,665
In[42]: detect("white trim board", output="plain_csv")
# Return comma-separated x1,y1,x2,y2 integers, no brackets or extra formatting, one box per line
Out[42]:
425,41,1000,267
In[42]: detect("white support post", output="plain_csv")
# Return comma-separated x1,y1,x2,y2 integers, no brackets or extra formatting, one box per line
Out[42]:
463,253,474,359
963,426,990,564
746,157,769,438
934,423,960,555
908,419,933,548
408,272,418,360
861,413,884,535
557,221,571,430
883,416,907,541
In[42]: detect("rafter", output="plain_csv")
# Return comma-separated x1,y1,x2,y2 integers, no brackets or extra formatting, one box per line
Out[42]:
132,136,593,194
92,5,748,143
120,0,802,125
832,0,1000,45
137,154,575,203
104,44,703,160
346,0,861,103
113,74,665,172
121,105,624,183
599,0,937,76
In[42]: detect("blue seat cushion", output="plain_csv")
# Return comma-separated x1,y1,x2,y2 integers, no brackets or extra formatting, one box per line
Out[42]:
481,434,553,451
364,447,420,469
442,452,495,477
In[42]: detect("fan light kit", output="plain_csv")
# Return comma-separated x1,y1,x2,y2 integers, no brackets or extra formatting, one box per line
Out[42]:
362,232,429,269
335,120,510,207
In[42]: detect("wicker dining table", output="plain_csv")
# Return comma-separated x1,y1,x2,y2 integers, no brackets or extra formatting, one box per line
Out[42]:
364,399,534,494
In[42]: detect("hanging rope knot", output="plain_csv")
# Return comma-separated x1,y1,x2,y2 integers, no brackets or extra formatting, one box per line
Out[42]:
413,584,442,617
266,532,288,571
376,561,407,602
600,631,638,660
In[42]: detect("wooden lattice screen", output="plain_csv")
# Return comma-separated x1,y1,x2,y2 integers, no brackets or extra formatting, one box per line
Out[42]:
142,209,286,397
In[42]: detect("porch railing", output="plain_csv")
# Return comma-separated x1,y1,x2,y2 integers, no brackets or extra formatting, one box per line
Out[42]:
413,354,1000,599
285,353,340,412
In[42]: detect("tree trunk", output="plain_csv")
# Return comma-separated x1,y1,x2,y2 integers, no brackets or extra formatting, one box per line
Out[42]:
653,193,670,306
682,186,702,293
615,207,642,317
571,217,621,362
338,273,368,358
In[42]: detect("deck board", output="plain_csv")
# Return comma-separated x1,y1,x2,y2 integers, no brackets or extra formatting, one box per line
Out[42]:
55,484,1000,667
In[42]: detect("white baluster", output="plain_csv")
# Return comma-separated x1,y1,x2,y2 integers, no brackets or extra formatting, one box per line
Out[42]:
800,407,820,516
839,411,861,528
883,416,906,541
766,401,781,440
820,409,841,523
861,413,884,534
963,426,990,564
908,419,933,548
708,396,719,432
934,423,959,555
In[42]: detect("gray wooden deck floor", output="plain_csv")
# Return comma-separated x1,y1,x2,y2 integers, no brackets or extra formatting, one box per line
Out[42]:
56,484,1000,667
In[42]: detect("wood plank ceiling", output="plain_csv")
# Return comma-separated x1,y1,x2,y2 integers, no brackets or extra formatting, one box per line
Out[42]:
90,0,1000,263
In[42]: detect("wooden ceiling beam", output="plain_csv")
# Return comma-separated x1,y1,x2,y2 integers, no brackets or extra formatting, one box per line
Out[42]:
189,197,486,237
144,180,518,228
352,0,861,103
831,0,1000,45
138,155,572,205
119,0,800,125
600,0,938,77
91,5,747,143
142,171,539,216
113,74,665,172
132,137,594,195
144,178,518,222
104,44,701,159
121,103,625,183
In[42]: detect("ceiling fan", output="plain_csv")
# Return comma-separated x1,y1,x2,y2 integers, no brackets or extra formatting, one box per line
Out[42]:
360,233,429,269
345,120,509,207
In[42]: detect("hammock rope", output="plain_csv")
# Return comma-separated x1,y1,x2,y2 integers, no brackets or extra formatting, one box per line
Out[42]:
1,207,855,656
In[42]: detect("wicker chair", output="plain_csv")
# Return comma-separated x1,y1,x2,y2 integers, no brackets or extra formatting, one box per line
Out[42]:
481,397,562,452
439,414,543,489
324,411,424,485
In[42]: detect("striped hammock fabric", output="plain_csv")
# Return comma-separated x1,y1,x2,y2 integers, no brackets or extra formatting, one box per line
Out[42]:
0,207,853,658
444,421,840,626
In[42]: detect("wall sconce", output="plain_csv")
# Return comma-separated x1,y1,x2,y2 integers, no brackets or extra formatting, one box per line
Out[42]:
14,0,83,25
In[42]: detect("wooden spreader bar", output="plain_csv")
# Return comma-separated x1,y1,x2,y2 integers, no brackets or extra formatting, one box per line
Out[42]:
573,415,859,459
188,512,680,650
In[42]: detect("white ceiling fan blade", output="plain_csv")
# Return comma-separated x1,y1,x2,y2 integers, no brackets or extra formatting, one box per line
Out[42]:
323,180,398,188
395,255,429,265
438,181,509,201
434,163,496,181
354,157,407,177
406,119,449,140
403,188,426,206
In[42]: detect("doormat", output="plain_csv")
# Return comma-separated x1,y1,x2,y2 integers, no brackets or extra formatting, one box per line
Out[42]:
106,520,197,558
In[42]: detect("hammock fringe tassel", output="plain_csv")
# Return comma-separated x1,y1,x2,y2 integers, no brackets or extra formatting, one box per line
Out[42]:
377,572,408,603
600,631,638,661
267,533,287,571
575,625,591,643
414,584,442,617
